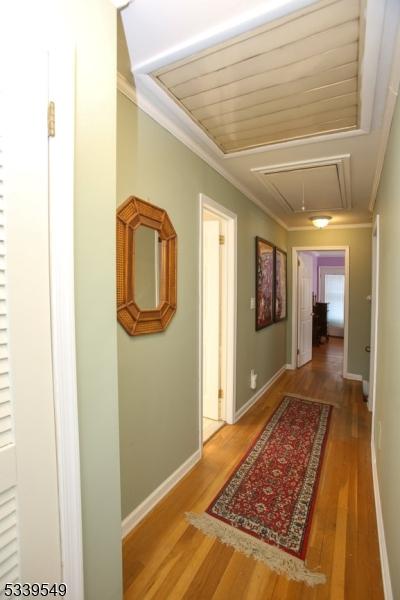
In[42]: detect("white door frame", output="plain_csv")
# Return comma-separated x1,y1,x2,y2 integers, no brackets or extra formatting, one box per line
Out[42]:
198,194,237,450
48,49,84,598
369,215,380,417
291,246,350,378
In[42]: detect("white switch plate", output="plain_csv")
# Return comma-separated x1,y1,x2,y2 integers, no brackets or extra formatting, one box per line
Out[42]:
250,297,255,309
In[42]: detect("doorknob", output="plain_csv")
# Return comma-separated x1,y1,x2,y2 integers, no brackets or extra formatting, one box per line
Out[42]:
365,345,371,353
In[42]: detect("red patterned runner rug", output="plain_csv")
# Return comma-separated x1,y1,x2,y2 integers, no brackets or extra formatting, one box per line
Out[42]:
187,395,333,586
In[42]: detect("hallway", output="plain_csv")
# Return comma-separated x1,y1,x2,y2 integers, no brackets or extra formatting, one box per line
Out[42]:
123,342,383,599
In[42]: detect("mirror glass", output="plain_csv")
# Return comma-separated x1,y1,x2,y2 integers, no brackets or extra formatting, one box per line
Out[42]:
134,225,162,309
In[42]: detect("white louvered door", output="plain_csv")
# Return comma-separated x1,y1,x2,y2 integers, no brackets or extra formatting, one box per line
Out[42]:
0,50,61,595
0,86,19,593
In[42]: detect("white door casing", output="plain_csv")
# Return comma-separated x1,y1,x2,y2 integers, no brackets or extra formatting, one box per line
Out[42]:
369,215,380,414
297,253,313,368
1,49,61,586
202,219,220,421
198,194,237,449
291,246,350,378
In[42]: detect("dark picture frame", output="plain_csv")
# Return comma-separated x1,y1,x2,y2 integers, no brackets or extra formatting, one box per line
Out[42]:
255,237,275,330
274,247,287,322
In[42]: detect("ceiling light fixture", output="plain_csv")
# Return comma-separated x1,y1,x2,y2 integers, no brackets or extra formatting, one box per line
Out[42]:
310,216,332,229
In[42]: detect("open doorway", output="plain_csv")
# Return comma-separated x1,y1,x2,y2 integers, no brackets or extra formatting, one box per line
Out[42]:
292,247,349,377
199,195,236,444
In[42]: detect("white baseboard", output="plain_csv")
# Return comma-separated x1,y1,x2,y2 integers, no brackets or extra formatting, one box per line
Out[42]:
371,442,393,599
121,448,201,539
285,362,295,370
343,372,363,381
234,365,286,422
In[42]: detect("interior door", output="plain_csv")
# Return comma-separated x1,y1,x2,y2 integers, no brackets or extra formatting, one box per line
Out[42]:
203,219,220,420
297,253,313,367
0,50,61,589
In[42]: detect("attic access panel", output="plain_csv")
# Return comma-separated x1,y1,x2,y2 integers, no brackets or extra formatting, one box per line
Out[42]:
151,0,362,153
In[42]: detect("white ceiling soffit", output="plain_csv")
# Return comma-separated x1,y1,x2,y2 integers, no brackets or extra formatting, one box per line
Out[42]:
121,0,399,229
152,0,362,153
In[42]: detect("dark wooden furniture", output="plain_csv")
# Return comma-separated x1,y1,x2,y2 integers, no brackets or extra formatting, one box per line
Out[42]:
312,302,329,345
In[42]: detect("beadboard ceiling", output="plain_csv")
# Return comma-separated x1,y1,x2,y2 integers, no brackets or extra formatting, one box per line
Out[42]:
120,0,400,229
153,0,361,153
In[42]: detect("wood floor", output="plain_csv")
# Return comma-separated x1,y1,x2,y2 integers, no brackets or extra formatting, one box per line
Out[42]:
123,339,383,599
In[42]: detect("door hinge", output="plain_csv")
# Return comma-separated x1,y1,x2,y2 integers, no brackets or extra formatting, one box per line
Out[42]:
48,101,55,137
297,348,300,355
219,235,225,245
218,388,224,399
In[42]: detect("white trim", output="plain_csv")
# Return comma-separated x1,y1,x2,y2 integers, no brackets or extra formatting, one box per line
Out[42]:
199,194,237,451
343,372,363,381
291,246,349,377
252,154,352,213
121,449,201,539
358,0,386,133
369,215,380,414
48,49,84,599
371,443,394,599
130,0,384,145
288,223,373,231
223,128,368,158
234,365,286,422
117,73,288,231
369,26,400,211
119,0,388,229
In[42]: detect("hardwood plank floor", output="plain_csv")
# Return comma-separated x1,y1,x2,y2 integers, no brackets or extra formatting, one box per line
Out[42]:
123,339,383,599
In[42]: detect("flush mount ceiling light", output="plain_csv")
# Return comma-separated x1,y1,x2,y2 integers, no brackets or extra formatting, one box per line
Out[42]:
310,216,332,229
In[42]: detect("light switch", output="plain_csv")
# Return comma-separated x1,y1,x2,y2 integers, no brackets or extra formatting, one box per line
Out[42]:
250,297,255,309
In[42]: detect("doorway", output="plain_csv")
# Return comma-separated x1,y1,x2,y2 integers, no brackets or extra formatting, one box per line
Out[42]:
199,195,236,445
292,247,349,377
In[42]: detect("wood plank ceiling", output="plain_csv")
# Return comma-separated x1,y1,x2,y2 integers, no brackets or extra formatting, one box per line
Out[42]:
152,0,362,154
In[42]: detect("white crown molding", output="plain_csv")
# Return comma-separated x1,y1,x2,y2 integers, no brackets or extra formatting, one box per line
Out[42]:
369,25,400,212
117,72,289,230
119,0,395,229
252,154,351,215
126,0,385,159
117,73,375,233
223,128,367,158
287,222,372,231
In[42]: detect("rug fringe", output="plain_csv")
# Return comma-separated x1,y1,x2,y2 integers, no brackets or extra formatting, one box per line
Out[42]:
284,392,340,409
186,512,326,587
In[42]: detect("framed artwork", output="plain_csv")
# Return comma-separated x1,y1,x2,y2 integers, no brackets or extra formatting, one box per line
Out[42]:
255,237,274,330
274,247,287,322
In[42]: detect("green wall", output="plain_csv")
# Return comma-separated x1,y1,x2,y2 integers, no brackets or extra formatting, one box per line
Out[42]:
373,93,400,598
117,91,287,519
287,228,372,379
72,1,122,598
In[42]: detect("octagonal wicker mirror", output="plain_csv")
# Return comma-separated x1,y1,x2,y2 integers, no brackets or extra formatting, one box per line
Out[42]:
117,196,177,335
